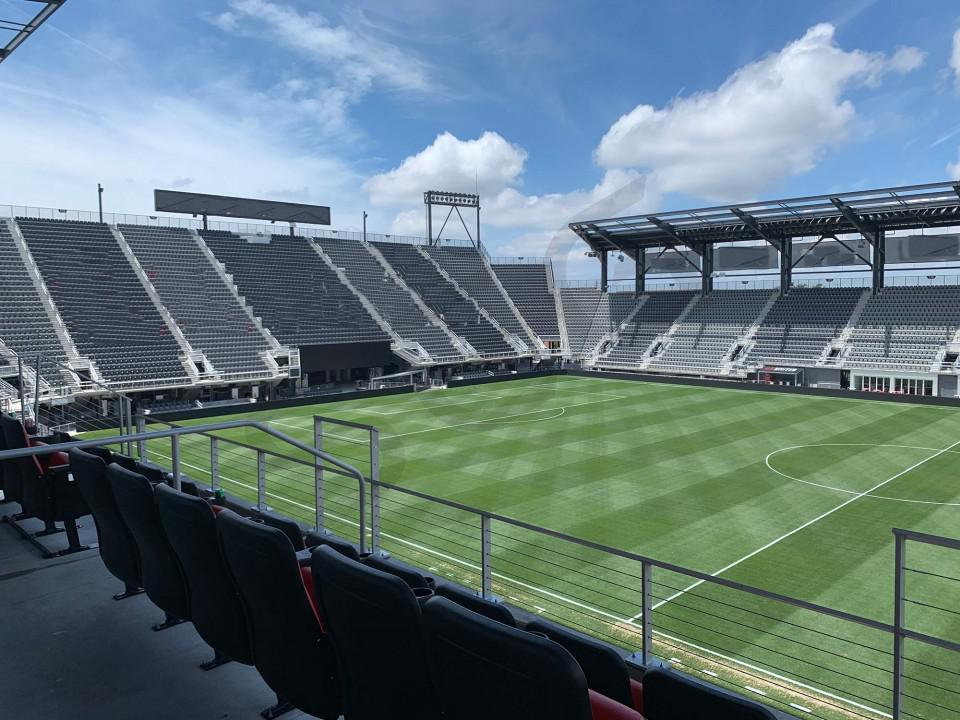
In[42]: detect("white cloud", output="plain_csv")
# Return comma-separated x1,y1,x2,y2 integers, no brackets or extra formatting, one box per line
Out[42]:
595,23,924,201
949,153,960,180
366,131,655,236
213,0,432,99
951,28,960,92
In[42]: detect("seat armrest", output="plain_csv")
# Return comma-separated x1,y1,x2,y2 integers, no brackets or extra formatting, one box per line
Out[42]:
589,690,644,720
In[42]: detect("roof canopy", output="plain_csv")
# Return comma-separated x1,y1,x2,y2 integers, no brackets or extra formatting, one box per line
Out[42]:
570,181,960,255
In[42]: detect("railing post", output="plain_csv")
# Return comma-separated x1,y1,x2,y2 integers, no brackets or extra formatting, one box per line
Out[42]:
313,417,324,532
117,396,126,453
892,532,906,720
135,414,146,460
209,436,219,493
256,449,267,511
641,561,653,665
170,435,181,491
481,514,492,599
370,427,381,553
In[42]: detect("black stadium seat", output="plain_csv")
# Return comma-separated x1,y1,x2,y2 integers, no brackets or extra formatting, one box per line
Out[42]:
436,581,517,627
362,551,436,590
421,596,594,720
641,668,777,720
216,508,340,720
527,617,643,712
154,484,252,670
304,529,363,560
0,412,90,557
69,448,144,600
310,545,440,719
107,464,189,630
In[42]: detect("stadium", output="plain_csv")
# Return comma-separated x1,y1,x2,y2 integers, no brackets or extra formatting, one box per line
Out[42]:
2,3,960,720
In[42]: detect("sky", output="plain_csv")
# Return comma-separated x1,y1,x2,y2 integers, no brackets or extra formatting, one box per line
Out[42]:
1,0,960,279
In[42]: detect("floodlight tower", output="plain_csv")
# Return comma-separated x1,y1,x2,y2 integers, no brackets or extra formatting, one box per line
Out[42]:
424,191,481,251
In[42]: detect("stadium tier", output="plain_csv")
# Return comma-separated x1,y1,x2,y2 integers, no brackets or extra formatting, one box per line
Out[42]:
422,245,535,346
200,231,388,349
119,225,277,379
16,218,188,385
314,236,466,363
371,241,517,357
598,290,698,368
0,220,71,385
492,262,561,340
560,287,610,356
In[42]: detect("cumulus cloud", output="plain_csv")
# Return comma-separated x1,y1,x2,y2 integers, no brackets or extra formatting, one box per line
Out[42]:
366,131,654,236
951,28,960,92
595,23,924,201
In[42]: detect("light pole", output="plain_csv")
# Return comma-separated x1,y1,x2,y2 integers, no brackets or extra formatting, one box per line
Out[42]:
363,211,367,243
97,183,104,223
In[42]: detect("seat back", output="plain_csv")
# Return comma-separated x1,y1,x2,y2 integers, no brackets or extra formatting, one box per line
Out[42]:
422,596,592,720
436,582,517,627
0,413,42,510
363,552,435,589
69,448,141,588
216,509,339,719
311,545,439,720
642,668,777,720
155,484,252,664
527,618,635,708
107,464,189,620
0,413,11,500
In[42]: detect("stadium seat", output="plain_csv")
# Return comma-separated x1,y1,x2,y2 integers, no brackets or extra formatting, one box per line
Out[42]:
528,617,643,712
216,508,340,720
436,581,517,626
154,484,252,670
362,551,436,589
421,596,641,720
0,412,90,558
641,667,776,720
304,529,363,560
69,447,144,600
310,545,441,719
107,464,189,630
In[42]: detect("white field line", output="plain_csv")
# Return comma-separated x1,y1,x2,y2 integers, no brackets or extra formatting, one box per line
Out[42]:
149,450,893,719
510,382,628,399
633,439,960,620
368,394,505,416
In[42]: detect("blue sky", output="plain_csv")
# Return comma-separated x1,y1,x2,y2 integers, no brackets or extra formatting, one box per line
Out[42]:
2,0,959,278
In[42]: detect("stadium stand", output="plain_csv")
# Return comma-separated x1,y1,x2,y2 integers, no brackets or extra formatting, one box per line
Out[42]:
201,231,388,348
647,289,774,375
372,241,516,356
0,221,72,384
560,287,610,357
16,218,188,385
119,225,275,378
422,245,535,344
844,285,960,371
314,236,465,363
493,263,561,340
598,290,698,367
744,287,866,367
609,290,639,327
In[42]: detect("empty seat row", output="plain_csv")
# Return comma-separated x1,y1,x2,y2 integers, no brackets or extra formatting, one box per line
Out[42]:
63,442,775,719
493,263,561,339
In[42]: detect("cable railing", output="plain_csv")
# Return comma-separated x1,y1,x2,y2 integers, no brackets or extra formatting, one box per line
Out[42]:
106,414,960,720
5,413,958,720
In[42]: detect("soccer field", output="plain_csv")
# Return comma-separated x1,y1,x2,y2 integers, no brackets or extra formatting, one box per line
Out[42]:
141,375,960,720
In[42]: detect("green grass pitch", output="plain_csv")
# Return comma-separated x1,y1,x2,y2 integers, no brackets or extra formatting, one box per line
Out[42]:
135,375,960,720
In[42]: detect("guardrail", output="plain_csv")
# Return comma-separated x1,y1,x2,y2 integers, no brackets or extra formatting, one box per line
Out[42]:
4,417,958,720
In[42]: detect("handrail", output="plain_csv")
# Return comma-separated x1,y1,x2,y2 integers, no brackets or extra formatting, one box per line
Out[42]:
0,418,368,551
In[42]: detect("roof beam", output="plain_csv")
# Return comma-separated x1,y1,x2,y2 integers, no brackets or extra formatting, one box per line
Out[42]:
0,1,65,65
729,207,783,252
646,215,685,245
954,183,960,203
830,197,878,244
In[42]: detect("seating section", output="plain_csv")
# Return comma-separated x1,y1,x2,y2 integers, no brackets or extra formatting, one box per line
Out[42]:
315,237,464,362
648,289,772,375
493,263,560,339
844,286,960,371
17,218,187,384
120,225,273,377
745,287,864,366
560,288,609,356
372,242,515,356
423,246,529,340
0,222,70,383
201,231,388,348
600,291,697,366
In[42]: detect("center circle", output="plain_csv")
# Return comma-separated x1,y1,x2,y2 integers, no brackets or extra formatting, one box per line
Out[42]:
765,443,960,507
